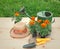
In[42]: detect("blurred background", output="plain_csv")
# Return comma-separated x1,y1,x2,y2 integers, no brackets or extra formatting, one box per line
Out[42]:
0,0,60,17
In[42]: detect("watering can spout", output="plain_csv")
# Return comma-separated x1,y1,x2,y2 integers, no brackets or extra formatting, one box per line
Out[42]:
19,6,25,13
19,6,30,18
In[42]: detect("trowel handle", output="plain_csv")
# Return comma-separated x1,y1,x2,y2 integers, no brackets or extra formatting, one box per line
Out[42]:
23,43,36,48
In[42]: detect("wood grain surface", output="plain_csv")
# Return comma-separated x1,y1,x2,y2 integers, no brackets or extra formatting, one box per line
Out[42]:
0,17,60,49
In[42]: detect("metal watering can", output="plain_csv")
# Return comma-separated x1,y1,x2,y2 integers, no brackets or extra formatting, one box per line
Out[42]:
37,11,54,38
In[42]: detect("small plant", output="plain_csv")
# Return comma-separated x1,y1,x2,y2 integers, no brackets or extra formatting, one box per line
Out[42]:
14,12,21,23
13,6,28,23
29,16,50,38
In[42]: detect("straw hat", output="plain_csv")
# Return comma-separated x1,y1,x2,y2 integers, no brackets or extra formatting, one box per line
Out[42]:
10,22,30,38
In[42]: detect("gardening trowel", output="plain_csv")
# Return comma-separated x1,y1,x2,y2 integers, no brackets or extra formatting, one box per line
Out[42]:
23,38,51,48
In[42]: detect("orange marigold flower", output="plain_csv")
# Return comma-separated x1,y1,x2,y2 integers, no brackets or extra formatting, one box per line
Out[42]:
37,19,42,23
15,12,19,16
44,20,50,24
29,20,35,25
41,23,47,28
31,16,35,21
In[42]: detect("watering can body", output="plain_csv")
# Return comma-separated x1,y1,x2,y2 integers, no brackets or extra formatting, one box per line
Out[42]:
37,11,53,38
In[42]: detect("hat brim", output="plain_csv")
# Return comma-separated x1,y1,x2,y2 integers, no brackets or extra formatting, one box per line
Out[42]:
10,27,30,38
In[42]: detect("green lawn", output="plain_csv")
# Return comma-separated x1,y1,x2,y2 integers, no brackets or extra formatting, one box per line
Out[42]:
0,0,60,17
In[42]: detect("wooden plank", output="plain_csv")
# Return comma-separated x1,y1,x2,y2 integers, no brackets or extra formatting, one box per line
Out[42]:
0,17,60,49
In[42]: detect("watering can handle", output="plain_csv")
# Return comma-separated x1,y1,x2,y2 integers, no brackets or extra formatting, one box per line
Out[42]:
52,19,55,23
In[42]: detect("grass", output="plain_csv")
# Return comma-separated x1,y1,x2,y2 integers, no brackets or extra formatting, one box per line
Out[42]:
0,0,60,17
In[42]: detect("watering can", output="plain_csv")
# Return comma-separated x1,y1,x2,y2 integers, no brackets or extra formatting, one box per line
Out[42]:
37,11,55,38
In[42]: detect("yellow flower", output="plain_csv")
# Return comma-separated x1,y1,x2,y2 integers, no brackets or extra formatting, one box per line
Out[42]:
29,20,35,25
15,12,19,16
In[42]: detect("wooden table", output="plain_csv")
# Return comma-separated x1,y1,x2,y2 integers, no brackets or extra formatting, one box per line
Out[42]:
0,17,60,49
